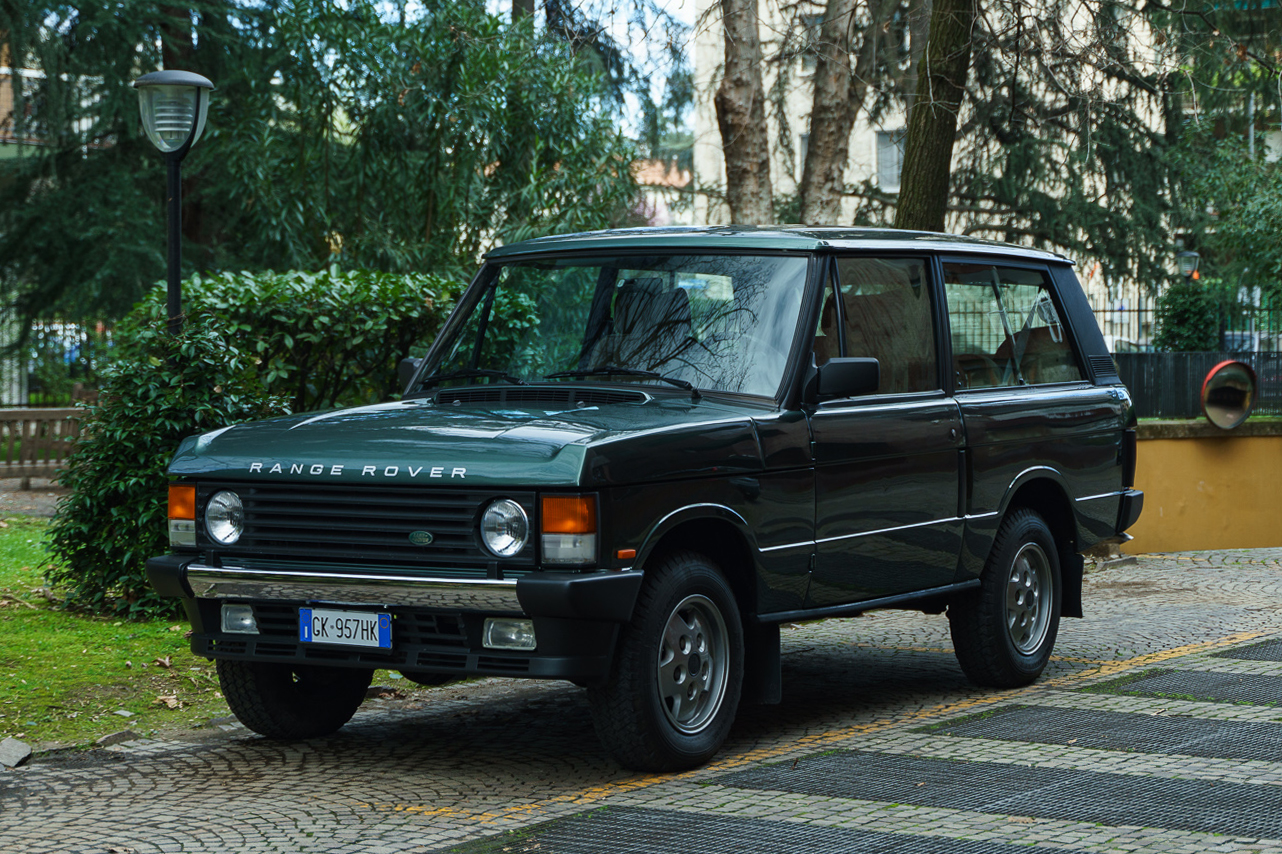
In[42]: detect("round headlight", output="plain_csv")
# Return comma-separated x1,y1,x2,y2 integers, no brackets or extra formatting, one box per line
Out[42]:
206,490,244,545
481,499,529,557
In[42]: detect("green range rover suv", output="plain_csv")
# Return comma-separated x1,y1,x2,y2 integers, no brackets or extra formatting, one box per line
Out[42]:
147,226,1143,771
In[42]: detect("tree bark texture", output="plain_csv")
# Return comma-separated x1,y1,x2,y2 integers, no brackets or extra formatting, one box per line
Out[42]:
160,6,193,72
901,0,933,114
893,0,976,233
714,0,774,225
799,0,899,224
512,0,535,21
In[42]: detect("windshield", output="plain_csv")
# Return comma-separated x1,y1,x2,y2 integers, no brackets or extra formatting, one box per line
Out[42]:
416,253,810,398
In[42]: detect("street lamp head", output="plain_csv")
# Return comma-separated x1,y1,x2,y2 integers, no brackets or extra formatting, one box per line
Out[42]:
133,70,215,157
1176,250,1200,280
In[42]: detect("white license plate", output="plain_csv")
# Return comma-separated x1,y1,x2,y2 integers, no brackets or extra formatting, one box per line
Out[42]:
299,608,392,649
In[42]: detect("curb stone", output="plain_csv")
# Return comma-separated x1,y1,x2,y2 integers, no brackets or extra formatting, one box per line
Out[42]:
0,737,32,768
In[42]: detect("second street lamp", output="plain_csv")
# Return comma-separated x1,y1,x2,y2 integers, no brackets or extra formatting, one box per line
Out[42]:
133,70,215,336
1176,250,1201,282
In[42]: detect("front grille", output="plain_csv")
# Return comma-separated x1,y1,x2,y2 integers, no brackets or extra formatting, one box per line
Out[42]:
197,482,535,575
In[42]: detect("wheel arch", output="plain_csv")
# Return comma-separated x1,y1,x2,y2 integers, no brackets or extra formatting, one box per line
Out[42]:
636,504,759,617
999,469,1084,618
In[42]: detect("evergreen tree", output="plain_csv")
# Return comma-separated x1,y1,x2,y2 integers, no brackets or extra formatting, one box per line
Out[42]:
0,0,647,326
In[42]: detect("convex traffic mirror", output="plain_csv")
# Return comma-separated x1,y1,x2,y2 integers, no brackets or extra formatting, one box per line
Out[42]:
1201,360,1256,430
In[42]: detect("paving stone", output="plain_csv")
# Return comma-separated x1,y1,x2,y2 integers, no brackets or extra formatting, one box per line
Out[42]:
2,549,1282,852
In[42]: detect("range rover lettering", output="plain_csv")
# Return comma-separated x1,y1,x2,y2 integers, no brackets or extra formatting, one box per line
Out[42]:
147,227,1143,771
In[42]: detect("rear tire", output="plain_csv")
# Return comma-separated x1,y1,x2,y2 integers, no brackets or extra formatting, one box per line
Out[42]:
216,659,372,739
588,550,744,771
949,508,1062,688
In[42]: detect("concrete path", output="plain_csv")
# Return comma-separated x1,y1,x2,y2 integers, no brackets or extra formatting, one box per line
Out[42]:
3,549,1281,853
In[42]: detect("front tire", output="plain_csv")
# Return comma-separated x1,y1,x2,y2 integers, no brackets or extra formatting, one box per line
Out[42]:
588,550,744,771
949,508,1062,688
216,660,372,739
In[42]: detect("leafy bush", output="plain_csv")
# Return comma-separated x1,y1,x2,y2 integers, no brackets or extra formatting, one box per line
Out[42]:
130,268,458,411
46,318,289,617
1153,280,1223,352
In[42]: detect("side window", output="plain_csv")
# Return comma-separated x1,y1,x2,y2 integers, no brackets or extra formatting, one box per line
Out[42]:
943,263,1083,388
833,257,939,394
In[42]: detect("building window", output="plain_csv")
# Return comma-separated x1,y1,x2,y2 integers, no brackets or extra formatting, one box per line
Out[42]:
800,14,824,74
876,129,906,191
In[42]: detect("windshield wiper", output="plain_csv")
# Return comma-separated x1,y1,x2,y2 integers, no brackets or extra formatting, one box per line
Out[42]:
544,367,701,400
419,368,527,389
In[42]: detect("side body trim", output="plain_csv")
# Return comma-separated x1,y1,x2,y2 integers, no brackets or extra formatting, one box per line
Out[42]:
756,579,980,624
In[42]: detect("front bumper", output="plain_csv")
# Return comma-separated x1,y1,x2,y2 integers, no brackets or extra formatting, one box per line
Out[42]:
146,555,644,682
146,556,644,621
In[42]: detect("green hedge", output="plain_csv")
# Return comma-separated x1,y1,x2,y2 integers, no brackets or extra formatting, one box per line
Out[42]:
47,319,289,617
49,268,461,616
129,268,459,411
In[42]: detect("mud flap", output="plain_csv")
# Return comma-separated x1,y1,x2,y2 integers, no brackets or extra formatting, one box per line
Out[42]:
1061,551,1084,618
742,622,781,704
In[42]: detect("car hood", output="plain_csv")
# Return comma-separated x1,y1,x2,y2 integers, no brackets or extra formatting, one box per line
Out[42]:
168,393,770,487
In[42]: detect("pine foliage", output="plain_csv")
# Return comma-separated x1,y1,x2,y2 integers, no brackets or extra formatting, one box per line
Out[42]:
0,0,642,324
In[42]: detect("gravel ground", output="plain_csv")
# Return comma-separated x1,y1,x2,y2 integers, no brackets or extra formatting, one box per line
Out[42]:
0,478,66,519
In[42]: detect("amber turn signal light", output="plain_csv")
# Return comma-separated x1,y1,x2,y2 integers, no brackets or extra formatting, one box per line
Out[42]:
168,484,196,520
541,495,597,534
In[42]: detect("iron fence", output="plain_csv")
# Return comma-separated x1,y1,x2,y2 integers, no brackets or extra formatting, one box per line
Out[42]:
1087,291,1282,354
1114,352,1282,419
0,315,113,408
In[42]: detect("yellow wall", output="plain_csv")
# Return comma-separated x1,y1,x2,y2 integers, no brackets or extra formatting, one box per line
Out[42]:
1126,434,1282,553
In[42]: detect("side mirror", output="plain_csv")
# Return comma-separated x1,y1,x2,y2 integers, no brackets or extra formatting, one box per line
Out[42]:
399,357,423,393
805,357,880,403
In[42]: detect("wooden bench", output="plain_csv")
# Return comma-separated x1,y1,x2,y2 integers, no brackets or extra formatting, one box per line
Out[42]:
0,408,82,487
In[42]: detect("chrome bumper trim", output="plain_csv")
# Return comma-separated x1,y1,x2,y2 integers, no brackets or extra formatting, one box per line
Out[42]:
185,564,523,612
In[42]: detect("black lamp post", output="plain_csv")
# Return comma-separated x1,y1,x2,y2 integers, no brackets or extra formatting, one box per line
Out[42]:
1176,250,1201,282
133,70,215,336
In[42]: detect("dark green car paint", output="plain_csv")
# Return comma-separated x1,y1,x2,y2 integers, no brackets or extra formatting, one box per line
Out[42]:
168,395,774,488
148,227,1142,741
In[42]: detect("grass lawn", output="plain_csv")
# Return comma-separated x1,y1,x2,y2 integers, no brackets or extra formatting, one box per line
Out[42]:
0,517,233,747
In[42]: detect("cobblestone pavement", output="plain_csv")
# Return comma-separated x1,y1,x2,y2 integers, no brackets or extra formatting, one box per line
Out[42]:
3,549,1282,853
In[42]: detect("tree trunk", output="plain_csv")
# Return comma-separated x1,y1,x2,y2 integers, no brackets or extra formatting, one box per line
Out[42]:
714,0,773,224
160,6,193,71
893,0,976,232
799,0,898,224
901,0,933,115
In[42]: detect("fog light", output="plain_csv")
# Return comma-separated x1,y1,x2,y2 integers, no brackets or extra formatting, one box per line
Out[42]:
221,604,258,634
482,618,536,651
